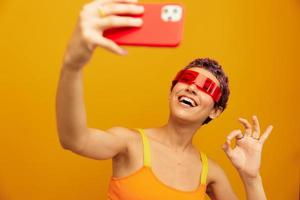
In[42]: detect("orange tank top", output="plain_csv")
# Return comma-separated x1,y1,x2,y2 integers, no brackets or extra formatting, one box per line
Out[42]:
107,128,208,200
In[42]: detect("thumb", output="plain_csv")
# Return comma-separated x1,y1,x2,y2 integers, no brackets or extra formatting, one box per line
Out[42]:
222,140,232,156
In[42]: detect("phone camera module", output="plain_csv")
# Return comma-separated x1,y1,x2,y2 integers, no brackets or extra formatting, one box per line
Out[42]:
161,5,182,22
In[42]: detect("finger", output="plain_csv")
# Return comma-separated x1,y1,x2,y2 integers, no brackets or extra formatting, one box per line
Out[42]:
94,0,138,5
97,15,143,30
222,140,233,158
89,32,127,55
259,125,273,144
222,130,243,158
84,0,139,16
98,37,128,55
227,129,244,141
99,3,144,16
238,117,252,136
252,115,261,138
111,0,139,4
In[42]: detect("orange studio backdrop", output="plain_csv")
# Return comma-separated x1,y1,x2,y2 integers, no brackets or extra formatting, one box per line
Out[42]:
0,0,299,199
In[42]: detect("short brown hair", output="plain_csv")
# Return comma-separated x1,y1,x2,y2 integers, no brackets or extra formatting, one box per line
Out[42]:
170,58,230,124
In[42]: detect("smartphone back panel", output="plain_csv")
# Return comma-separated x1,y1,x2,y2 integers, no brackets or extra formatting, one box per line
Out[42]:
103,3,184,47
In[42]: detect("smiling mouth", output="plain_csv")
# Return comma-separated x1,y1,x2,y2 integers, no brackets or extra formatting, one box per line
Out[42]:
177,96,197,108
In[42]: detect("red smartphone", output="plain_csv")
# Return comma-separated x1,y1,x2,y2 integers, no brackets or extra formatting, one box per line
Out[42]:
103,3,185,47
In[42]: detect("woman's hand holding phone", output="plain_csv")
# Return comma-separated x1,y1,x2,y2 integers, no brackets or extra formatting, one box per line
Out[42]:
63,0,144,71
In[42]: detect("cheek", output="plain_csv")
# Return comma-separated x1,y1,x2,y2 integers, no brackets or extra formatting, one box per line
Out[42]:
169,83,184,98
173,82,186,91
199,93,214,107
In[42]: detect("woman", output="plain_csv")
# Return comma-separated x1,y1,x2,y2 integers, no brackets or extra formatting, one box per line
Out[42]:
55,0,273,199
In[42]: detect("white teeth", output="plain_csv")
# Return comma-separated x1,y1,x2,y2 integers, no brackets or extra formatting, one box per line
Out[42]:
179,96,196,107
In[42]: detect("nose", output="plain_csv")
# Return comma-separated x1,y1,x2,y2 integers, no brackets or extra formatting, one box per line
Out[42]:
185,83,198,95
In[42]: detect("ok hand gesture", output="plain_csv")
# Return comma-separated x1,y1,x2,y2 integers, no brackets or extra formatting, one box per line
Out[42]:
222,115,273,179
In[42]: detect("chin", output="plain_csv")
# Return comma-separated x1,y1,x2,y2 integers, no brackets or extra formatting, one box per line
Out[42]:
169,104,200,124
170,99,211,124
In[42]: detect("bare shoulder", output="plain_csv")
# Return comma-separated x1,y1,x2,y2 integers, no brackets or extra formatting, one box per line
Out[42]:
106,126,141,141
206,156,233,184
106,126,142,156
205,156,238,200
109,127,144,177
206,156,223,185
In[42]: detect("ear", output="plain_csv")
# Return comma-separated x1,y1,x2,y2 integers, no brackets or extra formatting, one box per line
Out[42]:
209,106,223,119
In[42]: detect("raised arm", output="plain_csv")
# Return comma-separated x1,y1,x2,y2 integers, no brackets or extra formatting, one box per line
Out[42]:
55,0,144,159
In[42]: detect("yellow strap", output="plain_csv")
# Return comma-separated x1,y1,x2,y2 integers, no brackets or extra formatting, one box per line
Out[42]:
200,151,208,184
136,128,151,167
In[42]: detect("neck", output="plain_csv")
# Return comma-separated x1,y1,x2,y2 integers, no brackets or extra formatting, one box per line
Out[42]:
156,116,202,153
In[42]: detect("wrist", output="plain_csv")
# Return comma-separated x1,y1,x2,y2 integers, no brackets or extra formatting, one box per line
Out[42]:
62,33,93,71
62,50,88,72
61,61,84,73
239,172,262,185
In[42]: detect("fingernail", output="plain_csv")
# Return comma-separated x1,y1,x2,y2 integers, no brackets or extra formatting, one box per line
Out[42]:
137,6,144,12
119,49,128,55
136,18,143,25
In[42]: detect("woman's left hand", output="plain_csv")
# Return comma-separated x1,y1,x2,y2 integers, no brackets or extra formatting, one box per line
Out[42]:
222,115,273,179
